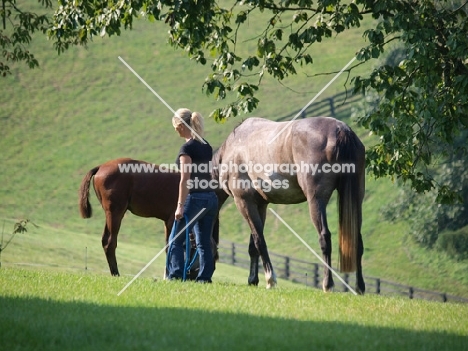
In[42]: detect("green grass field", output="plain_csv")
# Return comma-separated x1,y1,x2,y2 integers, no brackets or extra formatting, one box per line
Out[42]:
1,3,467,302
1,267,467,351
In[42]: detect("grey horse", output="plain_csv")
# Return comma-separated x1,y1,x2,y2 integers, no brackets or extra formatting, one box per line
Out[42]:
212,117,366,293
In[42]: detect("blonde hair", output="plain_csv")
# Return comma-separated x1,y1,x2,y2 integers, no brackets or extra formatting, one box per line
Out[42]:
172,108,204,142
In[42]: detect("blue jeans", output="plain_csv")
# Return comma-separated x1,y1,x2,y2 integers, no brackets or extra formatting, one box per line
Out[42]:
167,191,218,282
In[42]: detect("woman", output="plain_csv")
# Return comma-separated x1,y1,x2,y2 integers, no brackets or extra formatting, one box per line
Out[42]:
166,108,218,283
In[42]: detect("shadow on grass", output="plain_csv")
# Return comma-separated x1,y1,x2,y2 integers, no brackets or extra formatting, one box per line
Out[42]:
1,296,465,351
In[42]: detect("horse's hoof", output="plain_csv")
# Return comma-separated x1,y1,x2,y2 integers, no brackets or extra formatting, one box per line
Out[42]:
322,283,334,293
265,271,277,289
356,286,365,295
248,277,259,286
266,277,277,289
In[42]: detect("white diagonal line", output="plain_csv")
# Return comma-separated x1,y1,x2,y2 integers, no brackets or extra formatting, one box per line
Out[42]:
118,56,176,114
268,56,356,144
117,208,206,296
118,56,206,144
268,208,357,295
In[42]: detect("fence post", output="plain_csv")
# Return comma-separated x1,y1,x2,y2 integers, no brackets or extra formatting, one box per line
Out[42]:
409,287,414,299
313,263,319,288
284,256,290,279
328,97,335,117
376,278,381,294
441,293,447,303
231,242,236,265
85,246,88,271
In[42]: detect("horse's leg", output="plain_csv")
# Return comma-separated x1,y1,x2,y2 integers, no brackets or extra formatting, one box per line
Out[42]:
307,198,334,292
248,233,260,286
356,233,365,294
355,161,366,294
234,197,276,288
162,218,175,279
102,208,125,276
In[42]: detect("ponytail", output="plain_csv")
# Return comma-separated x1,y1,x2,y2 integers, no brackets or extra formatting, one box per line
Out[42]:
189,112,204,142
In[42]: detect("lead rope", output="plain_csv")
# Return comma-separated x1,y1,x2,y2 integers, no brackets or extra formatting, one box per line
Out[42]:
166,215,198,281
184,234,199,281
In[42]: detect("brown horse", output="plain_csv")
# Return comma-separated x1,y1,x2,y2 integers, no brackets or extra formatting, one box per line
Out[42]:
211,117,366,293
79,158,218,277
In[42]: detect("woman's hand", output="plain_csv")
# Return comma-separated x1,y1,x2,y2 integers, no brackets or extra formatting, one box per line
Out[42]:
175,203,184,220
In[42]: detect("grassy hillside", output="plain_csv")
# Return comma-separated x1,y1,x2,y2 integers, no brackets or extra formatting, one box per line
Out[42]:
1,7,467,297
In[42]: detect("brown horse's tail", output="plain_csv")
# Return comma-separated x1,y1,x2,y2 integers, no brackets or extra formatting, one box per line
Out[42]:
79,166,100,219
335,126,365,273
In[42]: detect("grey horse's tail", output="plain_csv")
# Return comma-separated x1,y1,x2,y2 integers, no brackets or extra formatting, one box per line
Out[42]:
334,126,365,273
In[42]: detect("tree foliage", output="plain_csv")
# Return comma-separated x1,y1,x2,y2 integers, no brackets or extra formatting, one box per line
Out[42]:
357,44,468,252
45,0,468,203
382,147,468,251
353,1,468,204
0,0,52,76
